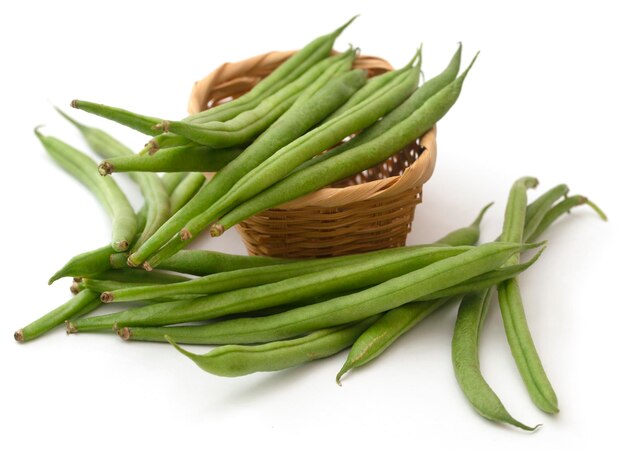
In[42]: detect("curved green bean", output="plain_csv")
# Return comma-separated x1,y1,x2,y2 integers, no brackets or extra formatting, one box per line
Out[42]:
36,130,137,251
211,54,476,236
169,173,207,214
99,145,243,174
453,289,539,430
14,289,100,343
527,195,607,242
166,316,380,377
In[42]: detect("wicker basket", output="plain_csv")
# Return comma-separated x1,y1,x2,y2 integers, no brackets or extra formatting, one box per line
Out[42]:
188,51,437,258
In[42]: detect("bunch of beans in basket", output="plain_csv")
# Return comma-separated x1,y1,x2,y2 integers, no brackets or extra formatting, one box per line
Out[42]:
15,17,607,431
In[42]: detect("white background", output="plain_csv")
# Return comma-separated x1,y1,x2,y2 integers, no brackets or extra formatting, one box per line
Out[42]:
2,0,624,449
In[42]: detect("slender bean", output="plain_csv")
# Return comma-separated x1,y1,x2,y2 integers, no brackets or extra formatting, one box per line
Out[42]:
99,145,242,174
166,316,380,377
87,269,190,284
119,242,539,344
335,202,492,382
14,290,100,343
106,244,468,303
522,184,569,241
182,64,420,243
336,298,452,383
211,54,477,236
36,130,137,251
527,195,607,242
71,245,470,332
323,48,421,123
169,173,207,214
128,58,368,267
453,289,539,430
496,177,559,414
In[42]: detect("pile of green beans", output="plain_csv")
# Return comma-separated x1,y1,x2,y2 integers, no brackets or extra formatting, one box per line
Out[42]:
14,19,608,432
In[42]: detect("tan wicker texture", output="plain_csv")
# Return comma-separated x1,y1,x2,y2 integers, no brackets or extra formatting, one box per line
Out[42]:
188,51,437,258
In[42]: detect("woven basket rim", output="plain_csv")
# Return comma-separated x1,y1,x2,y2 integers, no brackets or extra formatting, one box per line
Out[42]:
188,49,436,209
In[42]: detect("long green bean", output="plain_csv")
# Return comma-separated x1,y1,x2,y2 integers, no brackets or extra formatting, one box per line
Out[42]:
36,130,137,251
166,316,380,377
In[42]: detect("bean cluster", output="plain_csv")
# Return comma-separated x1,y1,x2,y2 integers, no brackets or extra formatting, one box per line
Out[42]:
15,17,607,431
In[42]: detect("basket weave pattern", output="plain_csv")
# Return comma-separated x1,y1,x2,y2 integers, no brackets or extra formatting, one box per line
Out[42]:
188,51,437,258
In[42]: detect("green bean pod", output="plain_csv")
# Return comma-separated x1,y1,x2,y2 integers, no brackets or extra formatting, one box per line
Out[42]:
527,195,607,242
496,177,559,414
99,145,243,174
335,202,492,382
36,130,137,251
14,290,100,343
522,184,569,241
120,242,540,344
166,316,380,377
70,100,163,136
453,289,539,431
128,58,369,267
211,54,476,236
71,245,471,332
169,173,207,214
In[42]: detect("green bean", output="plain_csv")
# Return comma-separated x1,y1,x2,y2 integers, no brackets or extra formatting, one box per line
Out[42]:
453,289,539,430
158,50,358,147
522,184,569,241
72,245,471,332
120,242,539,344
296,44,462,172
182,63,419,242
112,249,291,275
143,133,192,154
106,244,467,303
14,290,100,343
166,316,380,377
162,173,188,193
128,59,369,268
49,245,115,284
36,130,137,251
324,48,421,124
169,173,207,214
495,177,559,414
211,54,476,236
98,145,243,174
336,298,452,383
527,195,607,242
70,100,163,136
335,202,492,382
87,269,190,284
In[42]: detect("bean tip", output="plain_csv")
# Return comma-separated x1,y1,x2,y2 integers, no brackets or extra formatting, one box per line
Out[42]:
14,329,24,343
118,327,132,341
70,99,79,109
100,292,114,304
584,198,608,221
179,228,193,241
209,223,224,237
98,161,113,176
112,240,130,252
153,121,169,133
142,261,153,272
70,281,80,295
65,321,77,335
